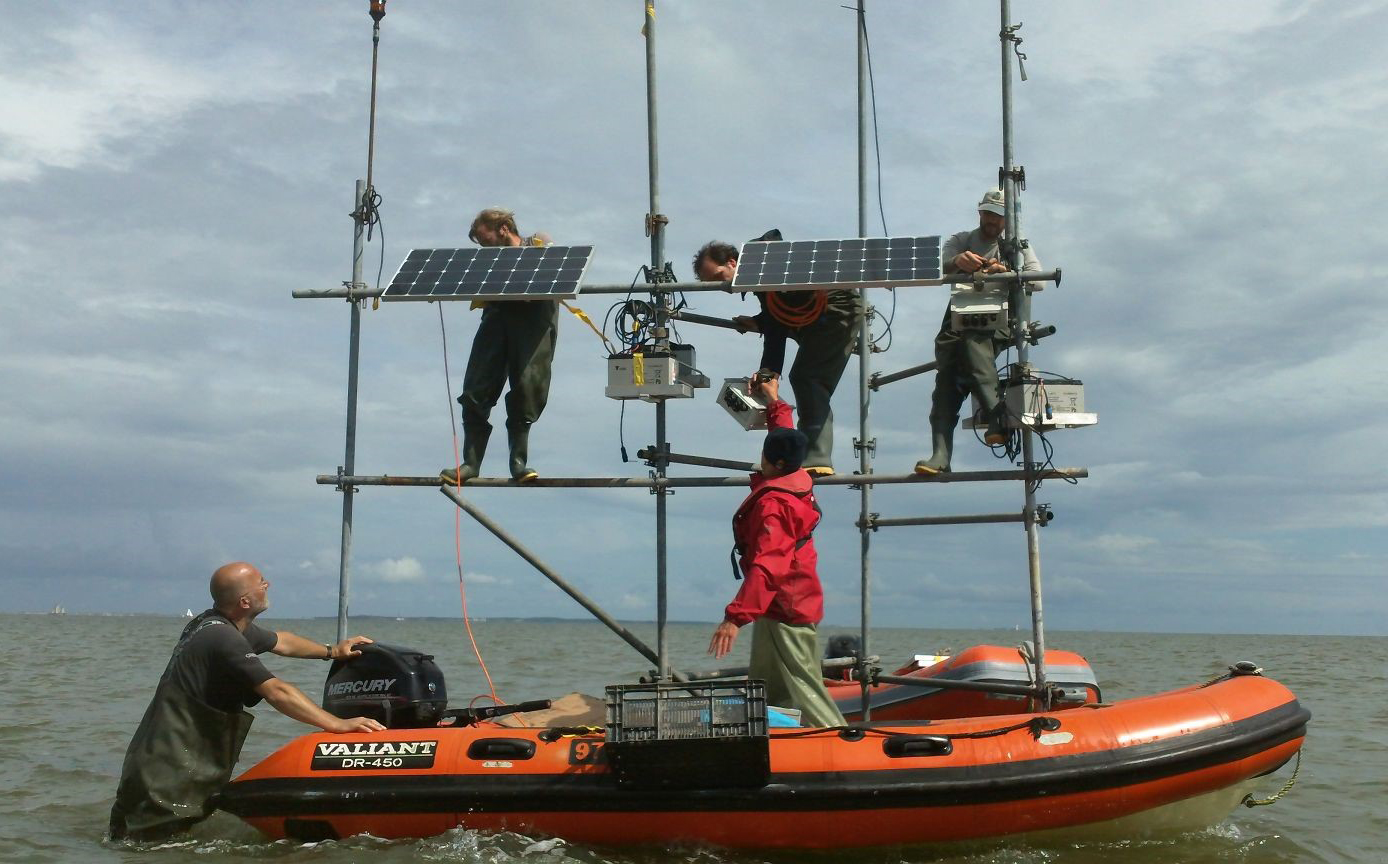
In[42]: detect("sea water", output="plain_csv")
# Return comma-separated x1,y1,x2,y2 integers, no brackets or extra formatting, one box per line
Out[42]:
2,613,1381,863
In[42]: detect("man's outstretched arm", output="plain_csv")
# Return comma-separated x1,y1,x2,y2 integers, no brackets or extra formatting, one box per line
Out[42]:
272,631,373,661
254,678,385,733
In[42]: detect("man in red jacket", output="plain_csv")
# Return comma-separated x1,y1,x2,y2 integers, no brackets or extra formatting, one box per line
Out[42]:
708,375,846,727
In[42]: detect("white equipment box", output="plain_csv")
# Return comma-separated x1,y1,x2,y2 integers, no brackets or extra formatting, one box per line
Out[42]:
605,344,708,401
966,377,1098,431
949,289,1008,331
717,378,770,430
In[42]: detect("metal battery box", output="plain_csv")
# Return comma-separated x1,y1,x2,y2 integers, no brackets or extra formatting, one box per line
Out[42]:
605,343,707,400
966,376,1098,431
717,377,770,430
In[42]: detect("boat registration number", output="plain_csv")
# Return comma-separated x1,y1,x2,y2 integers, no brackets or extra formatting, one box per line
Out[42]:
569,740,607,765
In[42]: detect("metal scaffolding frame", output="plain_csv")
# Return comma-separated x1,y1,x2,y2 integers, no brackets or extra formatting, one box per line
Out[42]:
307,0,1078,717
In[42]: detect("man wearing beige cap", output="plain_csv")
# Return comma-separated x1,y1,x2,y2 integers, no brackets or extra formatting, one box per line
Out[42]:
915,188,1040,474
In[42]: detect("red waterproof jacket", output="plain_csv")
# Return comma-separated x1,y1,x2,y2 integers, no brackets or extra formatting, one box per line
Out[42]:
724,400,824,627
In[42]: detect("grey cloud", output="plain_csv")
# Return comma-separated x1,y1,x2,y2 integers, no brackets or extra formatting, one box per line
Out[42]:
1,1,1383,636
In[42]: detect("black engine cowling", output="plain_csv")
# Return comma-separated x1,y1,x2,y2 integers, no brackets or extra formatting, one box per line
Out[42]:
322,642,447,728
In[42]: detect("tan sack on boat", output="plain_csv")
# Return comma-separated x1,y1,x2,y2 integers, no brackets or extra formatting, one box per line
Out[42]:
495,692,606,728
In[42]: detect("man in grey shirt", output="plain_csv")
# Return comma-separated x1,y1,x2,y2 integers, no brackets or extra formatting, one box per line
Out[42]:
110,561,384,841
915,188,1040,474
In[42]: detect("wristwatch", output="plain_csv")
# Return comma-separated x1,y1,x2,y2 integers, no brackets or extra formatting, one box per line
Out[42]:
322,643,333,661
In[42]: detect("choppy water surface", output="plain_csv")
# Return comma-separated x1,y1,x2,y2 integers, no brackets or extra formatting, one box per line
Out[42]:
2,614,1381,863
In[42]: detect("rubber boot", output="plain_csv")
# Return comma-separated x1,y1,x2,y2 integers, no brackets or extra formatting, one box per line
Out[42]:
508,425,538,482
984,401,1009,447
914,423,954,475
441,425,489,484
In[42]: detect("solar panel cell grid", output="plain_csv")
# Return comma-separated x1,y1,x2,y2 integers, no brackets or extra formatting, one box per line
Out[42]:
382,245,593,301
730,236,941,291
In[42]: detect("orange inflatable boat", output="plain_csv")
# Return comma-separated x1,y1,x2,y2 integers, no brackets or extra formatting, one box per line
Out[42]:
216,665,1307,849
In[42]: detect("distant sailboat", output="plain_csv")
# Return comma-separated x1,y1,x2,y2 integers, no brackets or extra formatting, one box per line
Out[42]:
184,608,195,618
49,604,66,616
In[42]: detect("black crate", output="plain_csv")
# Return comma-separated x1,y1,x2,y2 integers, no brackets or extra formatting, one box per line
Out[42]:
606,736,770,790
605,680,768,742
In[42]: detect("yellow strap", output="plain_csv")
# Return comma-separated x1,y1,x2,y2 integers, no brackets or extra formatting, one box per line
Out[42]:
633,350,645,385
560,300,616,354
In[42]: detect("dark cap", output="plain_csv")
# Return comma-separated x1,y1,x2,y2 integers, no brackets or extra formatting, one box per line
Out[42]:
762,427,808,472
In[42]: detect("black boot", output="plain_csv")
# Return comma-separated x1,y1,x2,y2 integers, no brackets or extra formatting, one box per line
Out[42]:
984,401,1009,447
508,425,538,482
914,422,955,475
441,424,489,484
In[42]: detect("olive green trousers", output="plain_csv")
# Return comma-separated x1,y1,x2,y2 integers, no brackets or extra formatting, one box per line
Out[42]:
749,619,846,728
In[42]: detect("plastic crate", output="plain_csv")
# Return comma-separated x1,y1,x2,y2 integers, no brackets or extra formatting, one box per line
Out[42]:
605,680,768,742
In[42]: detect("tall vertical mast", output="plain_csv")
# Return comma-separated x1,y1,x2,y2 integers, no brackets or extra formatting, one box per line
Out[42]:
336,3,388,641
854,0,875,718
337,179,366,642
999,0,1048,705
643,0,671,680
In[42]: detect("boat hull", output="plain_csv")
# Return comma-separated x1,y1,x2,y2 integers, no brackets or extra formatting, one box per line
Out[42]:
218,674,1307,849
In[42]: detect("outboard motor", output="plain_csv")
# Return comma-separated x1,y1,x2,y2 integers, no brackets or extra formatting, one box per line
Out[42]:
826,634,862,660
322,642,447,728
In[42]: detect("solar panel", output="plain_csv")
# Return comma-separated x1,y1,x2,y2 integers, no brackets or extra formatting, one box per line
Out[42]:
381,245,593,302
731,236,942,291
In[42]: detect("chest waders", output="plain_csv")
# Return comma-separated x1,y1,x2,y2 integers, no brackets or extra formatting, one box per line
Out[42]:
109,679,254,841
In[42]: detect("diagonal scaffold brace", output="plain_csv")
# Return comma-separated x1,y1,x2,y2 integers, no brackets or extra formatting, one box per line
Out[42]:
439,484,690,682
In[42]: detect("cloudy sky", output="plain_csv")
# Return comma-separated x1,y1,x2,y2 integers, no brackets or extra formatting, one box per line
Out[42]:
2,1,1383,637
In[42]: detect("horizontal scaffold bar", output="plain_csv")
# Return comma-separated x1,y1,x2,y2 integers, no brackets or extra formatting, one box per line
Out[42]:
643,655,871,684
669,309,741,331
870,360,939,390
863,512,1029,529
871,671,1045,697
319,467,1087,488
636,448,755,472
291,269,1062,300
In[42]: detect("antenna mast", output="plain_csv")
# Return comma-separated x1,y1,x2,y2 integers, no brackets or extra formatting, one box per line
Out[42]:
853,0,876,719
334,0,389,640
999,0,1049,706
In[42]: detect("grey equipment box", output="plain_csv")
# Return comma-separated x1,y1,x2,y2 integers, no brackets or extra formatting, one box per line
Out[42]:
966,376,1098,431
949,288,1008,331
717,377,770,430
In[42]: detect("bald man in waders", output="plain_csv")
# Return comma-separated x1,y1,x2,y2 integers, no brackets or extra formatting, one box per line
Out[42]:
708,374,845,728
109,562,384,842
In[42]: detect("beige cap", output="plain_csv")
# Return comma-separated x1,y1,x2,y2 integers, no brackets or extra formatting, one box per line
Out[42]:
978,187,1006,216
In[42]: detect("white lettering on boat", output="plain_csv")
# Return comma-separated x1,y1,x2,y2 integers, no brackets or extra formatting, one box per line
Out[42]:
311,736,439,771
315,741,438,757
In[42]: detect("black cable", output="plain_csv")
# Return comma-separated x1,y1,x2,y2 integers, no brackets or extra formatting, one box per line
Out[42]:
618,400,629,462
869,289,896,353
374,207,386,295
979,358,1079,492
860,8,889,236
